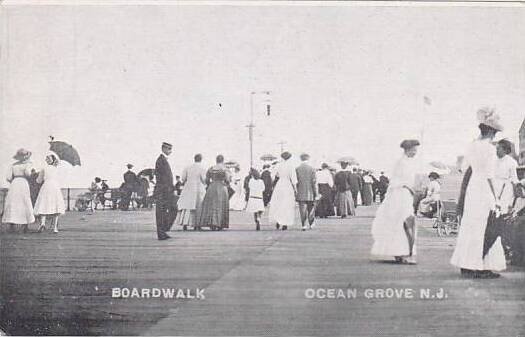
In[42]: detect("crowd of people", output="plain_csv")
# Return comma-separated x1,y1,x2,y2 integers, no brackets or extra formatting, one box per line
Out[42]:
150,142,392,240
2,108,524,281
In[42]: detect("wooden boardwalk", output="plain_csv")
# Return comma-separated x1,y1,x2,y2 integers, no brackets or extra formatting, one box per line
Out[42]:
1,206,524,336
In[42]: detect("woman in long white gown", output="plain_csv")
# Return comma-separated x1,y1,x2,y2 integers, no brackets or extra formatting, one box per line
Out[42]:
229,166,246,211
2,149,35,232
176,154,207,230
34,152,65,233
371,139,420,264
269,152,298,230
450,108,506,278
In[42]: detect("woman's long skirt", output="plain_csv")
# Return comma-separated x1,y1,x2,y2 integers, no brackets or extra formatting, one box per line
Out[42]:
371,187,415,257
269,180,297,227
316,183,334,218
361,183,373,206
3,177,35,224
197,182,229,229
335,190,355,217
450,176,506,271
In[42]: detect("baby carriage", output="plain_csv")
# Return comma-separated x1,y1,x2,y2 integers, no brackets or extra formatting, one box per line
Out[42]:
433,199,461,237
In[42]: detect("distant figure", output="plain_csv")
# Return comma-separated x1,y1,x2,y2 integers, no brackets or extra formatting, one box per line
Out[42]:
197,154,231,230
334,161,355,218
174,176,183,197
34,152,65,233
295,153,318,230
176,153,207,230
418,172,441,218
154,142,177,240
229,166,246,211
28,168,42,207
245,168,265,231
2,149,35,232
136,174,150,208
121,164,137,210
269,152,298,231
261,164,273,207
361,171,374,206
90,177,105,210
315,163,334,218
348,168,361,207
378,171,390,202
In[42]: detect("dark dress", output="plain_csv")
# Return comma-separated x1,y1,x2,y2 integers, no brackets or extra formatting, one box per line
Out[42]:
316,183,334,218
197,165,231,229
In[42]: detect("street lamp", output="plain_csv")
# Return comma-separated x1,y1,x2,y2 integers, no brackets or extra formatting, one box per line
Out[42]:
247,91,271,168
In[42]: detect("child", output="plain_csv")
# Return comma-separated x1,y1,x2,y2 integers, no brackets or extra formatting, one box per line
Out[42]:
245,168,265,230
34,152,65,233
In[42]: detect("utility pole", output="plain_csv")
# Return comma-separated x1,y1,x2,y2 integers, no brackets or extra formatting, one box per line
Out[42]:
247,91,271,167
277,140,287,153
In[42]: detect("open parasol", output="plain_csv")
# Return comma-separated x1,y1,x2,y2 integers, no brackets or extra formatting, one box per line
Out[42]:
260,154,277,162
224,161,239,169
336,156,358,165
49,138,81,166
138,168,155,178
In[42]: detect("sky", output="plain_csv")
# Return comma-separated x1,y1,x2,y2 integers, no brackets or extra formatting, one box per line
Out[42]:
0,2,524,188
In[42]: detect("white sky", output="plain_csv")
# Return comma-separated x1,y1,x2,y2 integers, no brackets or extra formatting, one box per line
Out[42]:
0,3,524,187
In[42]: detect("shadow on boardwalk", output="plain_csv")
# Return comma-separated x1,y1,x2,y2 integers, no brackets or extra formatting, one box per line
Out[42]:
1,207,524,336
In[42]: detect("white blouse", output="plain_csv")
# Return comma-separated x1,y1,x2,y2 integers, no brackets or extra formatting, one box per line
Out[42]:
316,169,334,187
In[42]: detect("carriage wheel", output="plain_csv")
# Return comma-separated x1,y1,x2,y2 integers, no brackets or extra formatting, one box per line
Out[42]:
444,223,452,236
437,223,446,237
183,225,187,231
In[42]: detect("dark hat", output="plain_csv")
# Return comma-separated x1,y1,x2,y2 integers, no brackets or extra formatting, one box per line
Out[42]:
321,163,329,169
127,164,134,169
400,139,420,150
428,172,440,180
162,142,173,148
300,153,310,161
13,148,31,161
281,151,292,160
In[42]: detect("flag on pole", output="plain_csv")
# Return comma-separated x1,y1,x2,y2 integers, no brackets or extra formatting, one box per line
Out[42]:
423,96,432,105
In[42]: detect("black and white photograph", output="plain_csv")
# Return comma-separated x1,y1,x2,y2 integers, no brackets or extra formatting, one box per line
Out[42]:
0,1,524,336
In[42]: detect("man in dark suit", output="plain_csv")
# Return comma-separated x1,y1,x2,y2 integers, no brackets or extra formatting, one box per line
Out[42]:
296,153,318,231
348,168,361,208
378,171,390,202
154,142,177,240
121,164,137,210
261,164,273,207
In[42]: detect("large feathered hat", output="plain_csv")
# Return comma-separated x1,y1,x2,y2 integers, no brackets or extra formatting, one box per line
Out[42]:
477,107,503,131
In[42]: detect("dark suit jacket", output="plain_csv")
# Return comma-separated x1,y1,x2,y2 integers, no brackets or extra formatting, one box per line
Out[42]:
334,170,351,192
154,154,174,198
123,170,137,191
348,173,361,193
261,170,273,192
296,163,318,202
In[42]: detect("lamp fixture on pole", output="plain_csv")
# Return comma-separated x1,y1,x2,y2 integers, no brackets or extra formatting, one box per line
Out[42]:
247,91,271,168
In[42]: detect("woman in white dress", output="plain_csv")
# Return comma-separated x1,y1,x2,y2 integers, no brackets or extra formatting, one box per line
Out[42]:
229,166,246,211
3,149,35,232
494,139,519,214
371,139,420,264
269,152,298,231
34,152,65,233
450,108,506,279
418,172,441,217
245,168,266,231
176,154,207,230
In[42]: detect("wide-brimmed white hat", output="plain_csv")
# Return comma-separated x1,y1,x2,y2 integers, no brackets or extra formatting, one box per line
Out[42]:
477,107,503,131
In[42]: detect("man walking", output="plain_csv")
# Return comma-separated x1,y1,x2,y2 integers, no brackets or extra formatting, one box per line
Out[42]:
296,153,318,231
121,164,137,210
348,168,361,208
154,142,177,240
378,171,389,203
